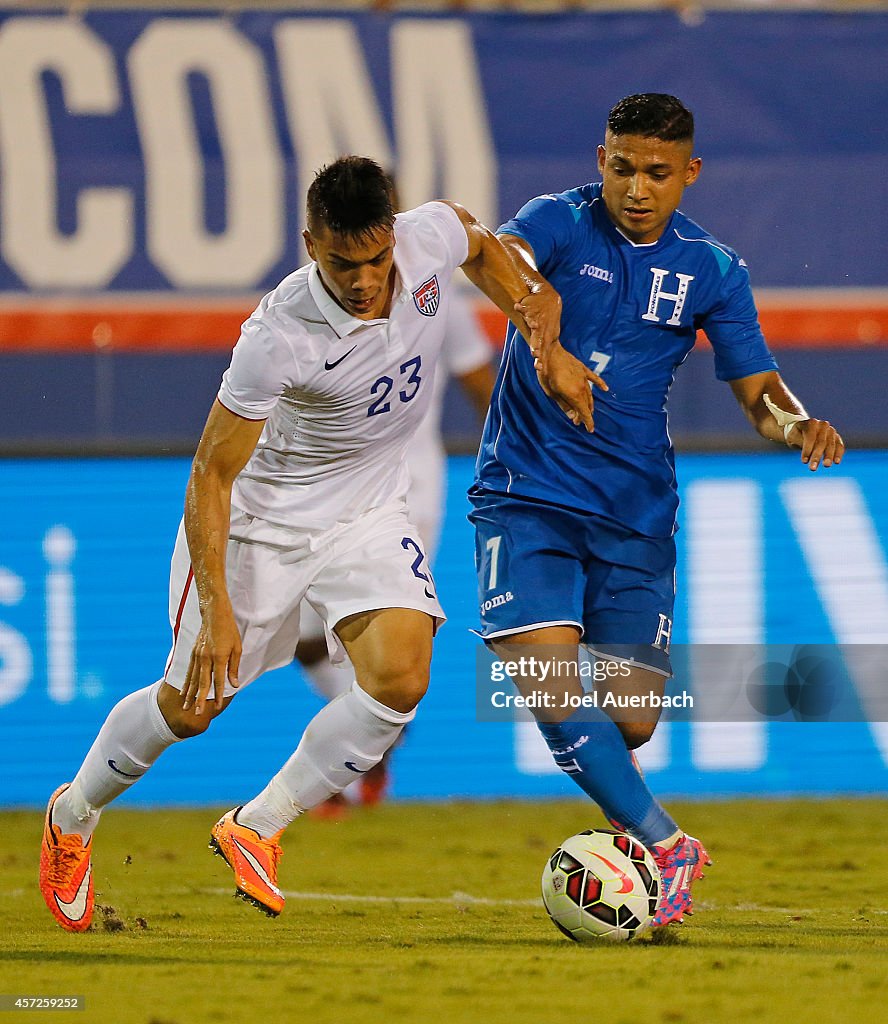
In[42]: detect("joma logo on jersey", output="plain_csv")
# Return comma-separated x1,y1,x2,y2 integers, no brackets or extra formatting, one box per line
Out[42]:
412,275,440,317
580,264,613,284
642,268,695,326
482,591,514,614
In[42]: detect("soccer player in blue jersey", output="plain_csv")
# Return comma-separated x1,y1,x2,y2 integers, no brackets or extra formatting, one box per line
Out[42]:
470,94,845,927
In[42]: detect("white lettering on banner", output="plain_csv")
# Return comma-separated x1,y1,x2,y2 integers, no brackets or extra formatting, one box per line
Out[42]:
685,480,767,771
0,527,79,706
781,478,888,765
275,19,392,261
392,20,496,230
44,526,77,704
128,19,284,288
0,19,132,288
0,567,32,707
641,268,694,326
0,16,497,290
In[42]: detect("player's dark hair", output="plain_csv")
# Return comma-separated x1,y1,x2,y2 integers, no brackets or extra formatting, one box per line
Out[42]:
607,94,694,144
306,156,395,241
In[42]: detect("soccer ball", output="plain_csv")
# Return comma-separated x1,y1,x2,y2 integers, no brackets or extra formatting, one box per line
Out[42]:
541,829,660,942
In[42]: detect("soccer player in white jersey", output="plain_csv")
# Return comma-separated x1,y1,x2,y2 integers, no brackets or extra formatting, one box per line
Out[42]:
296,285,495,810
38,156,583,931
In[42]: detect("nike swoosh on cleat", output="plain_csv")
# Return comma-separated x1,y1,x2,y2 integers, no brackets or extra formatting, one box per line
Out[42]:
324,346,357,371
107,759,144,779
344,761,367,773
232,837,282,898
53,862,91,922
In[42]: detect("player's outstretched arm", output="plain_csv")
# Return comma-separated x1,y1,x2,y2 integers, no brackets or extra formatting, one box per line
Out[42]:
729,370,845,471
183,399,266,715
441,201,605,431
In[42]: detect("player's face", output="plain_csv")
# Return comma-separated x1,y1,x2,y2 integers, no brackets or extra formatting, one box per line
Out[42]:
304,223,396,320
597,132,702,245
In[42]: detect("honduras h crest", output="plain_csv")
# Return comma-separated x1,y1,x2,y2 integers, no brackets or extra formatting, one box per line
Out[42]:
412,275,440,317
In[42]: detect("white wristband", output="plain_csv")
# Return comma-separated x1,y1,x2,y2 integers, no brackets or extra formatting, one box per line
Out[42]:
763,393,808,444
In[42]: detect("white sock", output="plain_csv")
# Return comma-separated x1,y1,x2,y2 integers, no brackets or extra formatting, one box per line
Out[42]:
301,656,353,701
52,681,180,840
238,681,415,837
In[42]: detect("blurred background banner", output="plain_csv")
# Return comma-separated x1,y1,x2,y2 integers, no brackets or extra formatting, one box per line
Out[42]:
1,6,886,807
0,6,886,447
2,454,887,805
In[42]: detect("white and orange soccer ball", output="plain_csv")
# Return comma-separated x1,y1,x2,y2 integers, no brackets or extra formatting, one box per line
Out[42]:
541,829,661,942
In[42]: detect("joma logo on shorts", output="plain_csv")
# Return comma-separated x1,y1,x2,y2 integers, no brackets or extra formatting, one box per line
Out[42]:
481,591,514,614
580,264,613,284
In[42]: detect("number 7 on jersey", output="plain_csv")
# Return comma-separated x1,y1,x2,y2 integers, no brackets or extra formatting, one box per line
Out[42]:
485,535,502,591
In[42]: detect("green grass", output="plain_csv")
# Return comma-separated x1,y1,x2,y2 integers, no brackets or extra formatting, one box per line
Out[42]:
3,799,886,1024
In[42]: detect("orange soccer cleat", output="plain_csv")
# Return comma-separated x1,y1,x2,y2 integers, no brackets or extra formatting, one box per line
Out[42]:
39,784,94,933
209,808,285,917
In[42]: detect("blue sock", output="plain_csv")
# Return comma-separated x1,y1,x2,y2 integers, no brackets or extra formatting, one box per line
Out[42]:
538,708,678,848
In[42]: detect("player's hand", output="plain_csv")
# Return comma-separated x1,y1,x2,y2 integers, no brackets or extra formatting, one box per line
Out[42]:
533,341,608,432
792,418,845,471
181,600,242,716
515,283,562,352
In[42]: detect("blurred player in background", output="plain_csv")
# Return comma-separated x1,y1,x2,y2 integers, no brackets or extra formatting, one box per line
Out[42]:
470,94,845,927
39,156,575,932
296,280,494,812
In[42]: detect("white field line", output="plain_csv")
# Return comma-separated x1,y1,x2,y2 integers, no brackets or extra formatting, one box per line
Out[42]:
219,888,539,907
6,887,886,915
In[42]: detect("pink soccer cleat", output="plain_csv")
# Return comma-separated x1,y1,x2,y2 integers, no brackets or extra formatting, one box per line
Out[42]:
651,833,711,926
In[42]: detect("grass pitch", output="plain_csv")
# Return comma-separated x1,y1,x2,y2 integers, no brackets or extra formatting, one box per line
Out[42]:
2,798,885,1024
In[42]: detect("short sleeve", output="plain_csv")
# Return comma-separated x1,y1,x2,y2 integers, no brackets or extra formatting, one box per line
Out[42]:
412,201,470,273
497,194,577,273
217,316,296,420
701,258,779,381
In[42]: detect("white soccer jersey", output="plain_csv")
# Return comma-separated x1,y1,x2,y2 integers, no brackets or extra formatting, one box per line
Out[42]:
217,202,469,532
406,285,493,557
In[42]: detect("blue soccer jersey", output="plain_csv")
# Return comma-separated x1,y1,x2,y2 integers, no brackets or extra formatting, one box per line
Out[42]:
474,182,778,537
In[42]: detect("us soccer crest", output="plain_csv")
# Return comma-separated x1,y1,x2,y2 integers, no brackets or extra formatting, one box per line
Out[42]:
412,275,440,317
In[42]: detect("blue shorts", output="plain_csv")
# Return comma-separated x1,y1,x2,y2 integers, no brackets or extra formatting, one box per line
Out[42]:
468,491,676,675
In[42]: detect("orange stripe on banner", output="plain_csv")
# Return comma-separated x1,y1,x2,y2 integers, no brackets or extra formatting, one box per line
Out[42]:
0,291,886,352
755,306,888,347
478,294,888,350
0,301,256,352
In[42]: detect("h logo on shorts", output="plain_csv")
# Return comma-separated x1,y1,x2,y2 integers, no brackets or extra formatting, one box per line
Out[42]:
653,613,672,653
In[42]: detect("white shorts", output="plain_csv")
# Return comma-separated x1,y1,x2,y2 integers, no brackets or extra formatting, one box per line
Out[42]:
163,502,445,697
298,450,447,646
405,447,445,564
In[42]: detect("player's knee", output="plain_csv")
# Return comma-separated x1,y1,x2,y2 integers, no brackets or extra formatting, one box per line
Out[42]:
158,687,228,739
619,720,657,750
361,657,430,714
163,706,216,739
